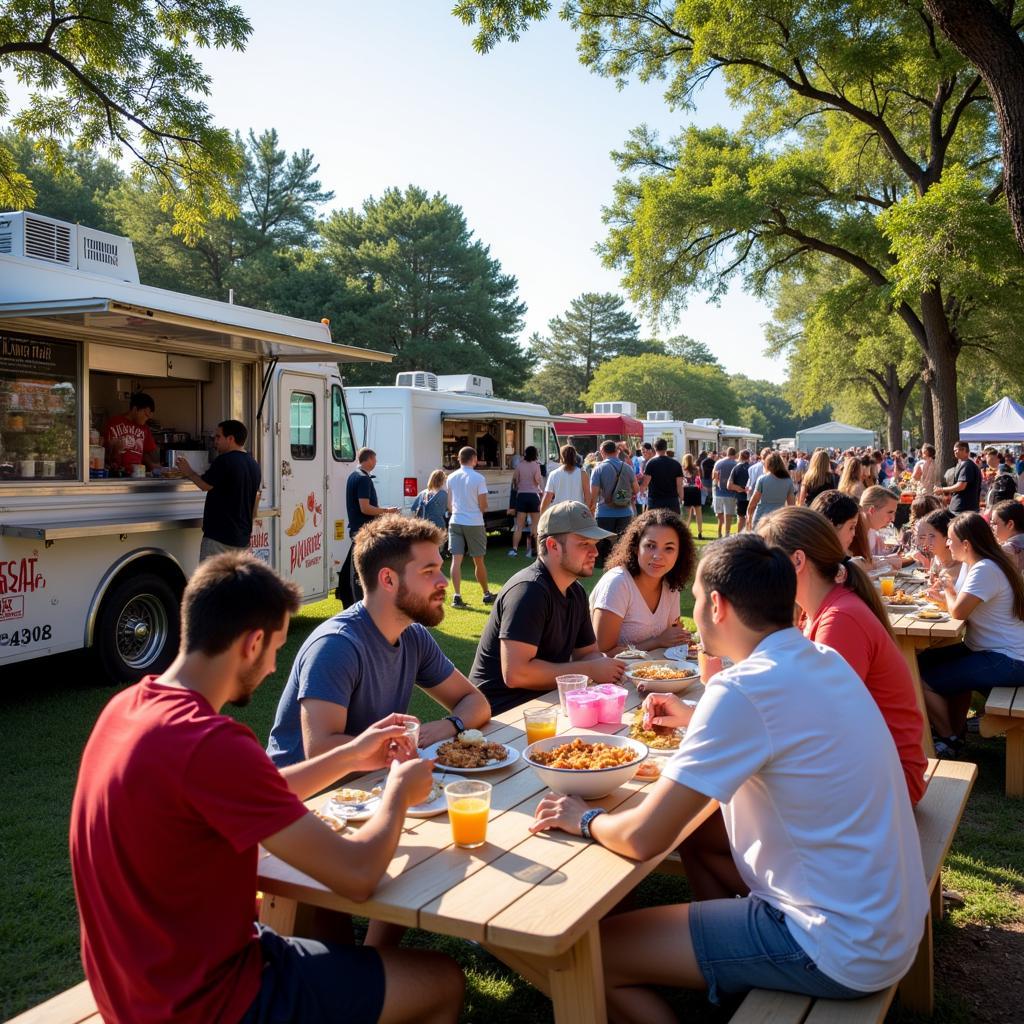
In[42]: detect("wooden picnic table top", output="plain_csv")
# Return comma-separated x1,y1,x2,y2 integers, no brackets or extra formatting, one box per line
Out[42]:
881,568,966,641
257,651,714,964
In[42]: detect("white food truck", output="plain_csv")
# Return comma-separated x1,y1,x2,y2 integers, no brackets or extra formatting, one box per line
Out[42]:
345,372,565,531
642,412,763,456
0,211,391,682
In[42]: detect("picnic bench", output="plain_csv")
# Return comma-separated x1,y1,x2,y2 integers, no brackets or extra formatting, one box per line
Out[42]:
980,686,1024,796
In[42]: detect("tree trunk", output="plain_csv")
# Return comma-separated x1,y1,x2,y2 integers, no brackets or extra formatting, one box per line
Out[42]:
919,287,961,476
924,0,1024,256
920,378,935,447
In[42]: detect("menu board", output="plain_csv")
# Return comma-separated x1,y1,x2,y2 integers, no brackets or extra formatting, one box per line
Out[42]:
0,334,79,381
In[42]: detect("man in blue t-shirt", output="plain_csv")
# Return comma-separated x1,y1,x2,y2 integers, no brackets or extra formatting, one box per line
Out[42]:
590,439,637,562
269,516,489,767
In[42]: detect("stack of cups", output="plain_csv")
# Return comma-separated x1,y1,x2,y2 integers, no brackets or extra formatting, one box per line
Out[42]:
555,673,588,714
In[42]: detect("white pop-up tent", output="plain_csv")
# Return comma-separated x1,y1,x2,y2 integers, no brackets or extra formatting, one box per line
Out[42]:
795,420,875,451
959,396,1024,442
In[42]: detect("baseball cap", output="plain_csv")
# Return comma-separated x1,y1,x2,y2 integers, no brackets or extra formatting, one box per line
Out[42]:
537,501,615,540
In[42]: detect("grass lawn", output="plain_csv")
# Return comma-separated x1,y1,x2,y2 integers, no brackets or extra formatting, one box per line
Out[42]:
2,525,1023,1021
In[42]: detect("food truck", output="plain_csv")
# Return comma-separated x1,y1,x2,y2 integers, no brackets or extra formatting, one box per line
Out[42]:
0,211,390,681
552,402,645,459
345,371,565,531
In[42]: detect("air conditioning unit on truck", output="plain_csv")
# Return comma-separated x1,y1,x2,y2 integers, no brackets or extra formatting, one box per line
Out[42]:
0,212,391,683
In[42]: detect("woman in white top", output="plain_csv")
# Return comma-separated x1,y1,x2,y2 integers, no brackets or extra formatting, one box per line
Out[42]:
911,443,937,494
920,511,1024,756
540,444,592,514
590,508,695,654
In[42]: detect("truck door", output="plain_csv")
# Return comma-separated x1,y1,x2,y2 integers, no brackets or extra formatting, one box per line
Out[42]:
278,372,328,599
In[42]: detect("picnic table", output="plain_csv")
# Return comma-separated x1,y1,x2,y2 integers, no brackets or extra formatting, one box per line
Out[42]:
881,568,965,759
257,651,713,1024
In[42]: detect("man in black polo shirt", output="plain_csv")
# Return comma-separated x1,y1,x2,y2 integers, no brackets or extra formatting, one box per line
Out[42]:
937,440,981,513
642,438,684,513
335,447,398,605
176,420,261,561
471,501,628,714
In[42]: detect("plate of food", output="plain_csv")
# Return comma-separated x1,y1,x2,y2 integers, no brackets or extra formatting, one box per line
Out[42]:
523,734,647,798
624,659,700,694
884,589,925,609
323,785,383,823
913,608,949,621
617,645,649,660
628,706,685,752
663,643,700,662
406,774,449,817
422,731,520,773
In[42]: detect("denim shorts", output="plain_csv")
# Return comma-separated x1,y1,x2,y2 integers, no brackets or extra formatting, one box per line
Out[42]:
919,642,1024,696
689,896,864,1005
239,924,386,1023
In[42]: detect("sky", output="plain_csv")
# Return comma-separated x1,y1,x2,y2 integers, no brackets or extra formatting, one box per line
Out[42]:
14,2,787,383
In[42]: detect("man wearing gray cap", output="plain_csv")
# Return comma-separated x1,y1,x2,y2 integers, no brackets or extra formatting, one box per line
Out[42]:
471,501,628,713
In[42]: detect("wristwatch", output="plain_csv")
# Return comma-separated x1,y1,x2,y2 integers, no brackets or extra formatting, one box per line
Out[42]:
444,714,465,736
580,808,607,840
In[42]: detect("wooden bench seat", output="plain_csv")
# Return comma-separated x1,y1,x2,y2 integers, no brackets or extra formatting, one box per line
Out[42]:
6,980,99,1024
728,758,977,1022
981,687,1024,797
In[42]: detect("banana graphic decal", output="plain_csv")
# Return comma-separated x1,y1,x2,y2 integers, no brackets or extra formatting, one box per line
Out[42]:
284,502,307,537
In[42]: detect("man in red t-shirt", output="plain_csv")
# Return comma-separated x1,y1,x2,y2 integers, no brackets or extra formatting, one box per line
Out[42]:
70,553,463,1024
102,391,159,471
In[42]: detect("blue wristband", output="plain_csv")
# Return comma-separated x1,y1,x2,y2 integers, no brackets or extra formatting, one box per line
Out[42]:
580,808,607,840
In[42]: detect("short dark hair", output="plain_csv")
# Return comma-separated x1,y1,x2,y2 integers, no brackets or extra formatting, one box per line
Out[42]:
990,473,1018,504
458,446,476,464
524,445,539,461
654,438,668,452
353,514,445,592
698,534,796,631
810,489,859,527
357,447,375,464
601,440,618,455
955,440,970,452
218,419,248,445
129,392,155,412
992,500,1024,532
606,508,696,592
181,553,301,656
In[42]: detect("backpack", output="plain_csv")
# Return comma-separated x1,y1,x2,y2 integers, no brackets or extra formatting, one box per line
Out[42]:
608,460,632,508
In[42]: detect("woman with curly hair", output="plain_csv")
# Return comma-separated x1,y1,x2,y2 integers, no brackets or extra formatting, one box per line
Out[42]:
590,508,696,654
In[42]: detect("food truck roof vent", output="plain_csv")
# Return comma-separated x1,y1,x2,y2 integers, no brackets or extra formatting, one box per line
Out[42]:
0,211,139,283
594,401,637,416
436,374,493,397
646,410,672,421
395,370,438,390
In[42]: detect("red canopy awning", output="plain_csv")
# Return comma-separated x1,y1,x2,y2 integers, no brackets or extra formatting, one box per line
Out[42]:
552,413,645,438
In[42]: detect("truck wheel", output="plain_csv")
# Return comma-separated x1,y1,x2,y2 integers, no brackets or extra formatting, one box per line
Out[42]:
95,573,180,684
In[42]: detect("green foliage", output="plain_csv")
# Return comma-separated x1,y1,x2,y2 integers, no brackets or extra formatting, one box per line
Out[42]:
452,1,553,53
652,334,721,367
584,353,738,422
0,1,252,241
319,186,531,394
727,373,821,441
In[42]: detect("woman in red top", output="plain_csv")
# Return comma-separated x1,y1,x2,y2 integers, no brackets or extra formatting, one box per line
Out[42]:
759,506,928,805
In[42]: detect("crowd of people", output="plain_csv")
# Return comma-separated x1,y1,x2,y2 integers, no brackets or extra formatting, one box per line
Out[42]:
65,432,1024,1023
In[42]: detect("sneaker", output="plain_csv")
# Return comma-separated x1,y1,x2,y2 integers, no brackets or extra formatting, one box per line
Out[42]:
481,592,497,605
451,595,467,608
507,549,518,557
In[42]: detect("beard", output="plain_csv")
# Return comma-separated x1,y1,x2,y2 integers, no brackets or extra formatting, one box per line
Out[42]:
396,578,446,627
229,636,272,707
559,547,596,580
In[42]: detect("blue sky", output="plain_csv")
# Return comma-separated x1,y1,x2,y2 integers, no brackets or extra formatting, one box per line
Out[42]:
17,2,786,383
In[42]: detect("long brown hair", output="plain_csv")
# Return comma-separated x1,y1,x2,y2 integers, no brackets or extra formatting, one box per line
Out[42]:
837,457,863,495
757,506,895,638
765,452,789,479
559,444,578,470
951,512,1024,620
801,449,834,497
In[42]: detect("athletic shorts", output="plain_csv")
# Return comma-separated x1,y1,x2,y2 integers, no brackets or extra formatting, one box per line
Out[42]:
449,522,487,558
682,486,703,508
515,492,541,514
689,896,864,1006
713,495,737,516
240,924,385,1023
736,496,750,517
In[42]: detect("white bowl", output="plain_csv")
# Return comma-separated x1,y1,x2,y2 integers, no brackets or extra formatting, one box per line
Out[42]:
523,734,648,799
624,659,701,694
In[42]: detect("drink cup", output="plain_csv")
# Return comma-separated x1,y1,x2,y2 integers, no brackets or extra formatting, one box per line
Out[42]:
565,688,602,728
404,719,420,750
556,673,588,714
697,647,724,683
523,707,558,745
446,780,491,849
592,683,628,724
880,575,896,597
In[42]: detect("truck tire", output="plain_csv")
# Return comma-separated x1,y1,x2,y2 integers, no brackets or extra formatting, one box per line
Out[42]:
95,572,180,684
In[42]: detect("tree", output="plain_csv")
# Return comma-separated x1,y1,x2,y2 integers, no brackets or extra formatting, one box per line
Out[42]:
923,1,1024,257
319,186,531,394
105,128,333,300
656,334,721,367
1,1,251,240
727,373,822,443
525,292,649,411
454,2,1024,475
583,353,738,423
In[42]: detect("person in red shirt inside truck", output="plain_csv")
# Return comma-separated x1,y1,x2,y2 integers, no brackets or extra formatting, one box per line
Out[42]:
102,390,159,473
70,553,463,1024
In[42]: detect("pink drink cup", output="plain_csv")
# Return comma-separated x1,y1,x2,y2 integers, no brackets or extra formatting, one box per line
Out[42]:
565,689,601,728
592,683,628,724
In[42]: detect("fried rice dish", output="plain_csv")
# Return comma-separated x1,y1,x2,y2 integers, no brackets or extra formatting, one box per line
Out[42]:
628,707,682,750
885,589,919,606
435,739,508,768
529,738,639,770
629,662,697,681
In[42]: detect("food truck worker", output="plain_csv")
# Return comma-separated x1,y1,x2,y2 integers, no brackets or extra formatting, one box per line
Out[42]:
103,391,159,472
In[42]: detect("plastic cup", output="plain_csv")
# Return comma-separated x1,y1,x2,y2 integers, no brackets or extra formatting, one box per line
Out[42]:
523,707,558,745
556,673,588,714
404,719,421,750
565,688,602,728
880,575,896,597
591,683,628,724
446,780,491,849
697,647,724,683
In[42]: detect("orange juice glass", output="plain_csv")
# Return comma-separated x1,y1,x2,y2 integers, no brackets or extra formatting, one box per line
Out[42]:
523,707,559,745
880,575,896,597
445,780,491,848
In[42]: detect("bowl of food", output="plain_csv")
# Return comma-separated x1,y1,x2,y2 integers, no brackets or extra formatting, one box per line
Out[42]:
523,734,648,799
624,659,700,694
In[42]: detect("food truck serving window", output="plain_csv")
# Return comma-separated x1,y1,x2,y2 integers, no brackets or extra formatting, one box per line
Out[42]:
290,391,316,460
331,385,355,462
0,333,80,482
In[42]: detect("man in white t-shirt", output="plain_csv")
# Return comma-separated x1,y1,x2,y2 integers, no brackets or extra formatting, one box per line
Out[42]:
446,446,496,608
531,534,928,1014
